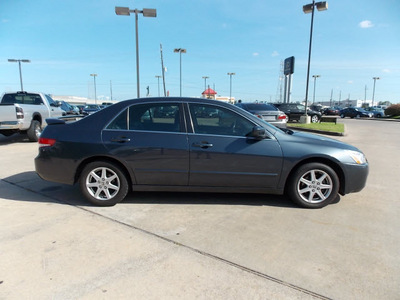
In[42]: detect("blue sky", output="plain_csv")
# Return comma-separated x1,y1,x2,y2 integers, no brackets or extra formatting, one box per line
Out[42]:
1,0,399,104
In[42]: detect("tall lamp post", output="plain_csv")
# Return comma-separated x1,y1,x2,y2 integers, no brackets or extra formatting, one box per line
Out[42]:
372,77,380,107
173,48,186,97
115,6,157,98
8,59,30,91
90,74,97,104
227,72,235,103
312,74,320,104
155,75,161,97
302,0,328,123
202,76,209,92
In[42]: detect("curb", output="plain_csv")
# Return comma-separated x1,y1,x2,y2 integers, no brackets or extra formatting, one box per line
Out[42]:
287,126,345,136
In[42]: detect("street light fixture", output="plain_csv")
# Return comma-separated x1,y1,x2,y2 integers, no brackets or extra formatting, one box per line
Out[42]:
227,72,235,103
115,6,157,98
173,48,186,97
8,59,31,91
90,73,97,104
372,77,380,107
312,74,321,104
302,0,328,123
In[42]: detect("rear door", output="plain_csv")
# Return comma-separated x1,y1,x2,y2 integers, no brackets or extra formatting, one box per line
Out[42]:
187,103,283,188
102,102,189,185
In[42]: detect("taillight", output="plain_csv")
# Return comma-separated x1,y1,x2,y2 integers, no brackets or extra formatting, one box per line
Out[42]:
38,137,56,148
278,114,287,120
16,106,24,119
255,114,262,119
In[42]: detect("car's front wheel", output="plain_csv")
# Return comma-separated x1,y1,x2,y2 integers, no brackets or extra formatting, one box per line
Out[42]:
79,161,129,206
311,115,319,123
287,163,339,208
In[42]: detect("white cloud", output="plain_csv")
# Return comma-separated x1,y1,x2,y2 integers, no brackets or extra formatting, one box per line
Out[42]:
271,51,279,57
359,20,374,28
382,69,390,73
253,52,259,56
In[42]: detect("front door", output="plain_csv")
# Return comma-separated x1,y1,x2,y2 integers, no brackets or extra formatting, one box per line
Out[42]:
187,103,283,188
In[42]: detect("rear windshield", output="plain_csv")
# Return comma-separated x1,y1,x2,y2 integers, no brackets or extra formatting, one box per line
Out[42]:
243,103,277,111
1,93,43,105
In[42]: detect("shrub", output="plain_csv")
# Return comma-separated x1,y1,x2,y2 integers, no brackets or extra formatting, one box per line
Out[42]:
385,104,400,116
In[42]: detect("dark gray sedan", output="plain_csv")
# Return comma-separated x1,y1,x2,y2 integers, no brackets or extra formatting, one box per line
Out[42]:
35,97,369,209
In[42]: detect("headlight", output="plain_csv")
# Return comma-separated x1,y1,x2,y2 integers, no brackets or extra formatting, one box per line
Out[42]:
345,150,367,164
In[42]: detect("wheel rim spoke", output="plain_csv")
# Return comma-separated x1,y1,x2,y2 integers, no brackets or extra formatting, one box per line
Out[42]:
297,169,333,204
86,167,120,201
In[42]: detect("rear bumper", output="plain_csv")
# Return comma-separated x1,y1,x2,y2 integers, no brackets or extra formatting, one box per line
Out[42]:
0,121,24,130
35,154,76,185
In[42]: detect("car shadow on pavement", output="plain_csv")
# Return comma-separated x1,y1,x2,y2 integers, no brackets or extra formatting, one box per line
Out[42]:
0,133,31,145
123,191,298,208
2,171,341,209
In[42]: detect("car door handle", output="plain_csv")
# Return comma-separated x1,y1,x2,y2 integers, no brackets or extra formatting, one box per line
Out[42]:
192,142,213,148
111,137,131,143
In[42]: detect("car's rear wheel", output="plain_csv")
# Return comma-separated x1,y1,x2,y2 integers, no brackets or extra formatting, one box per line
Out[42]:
79,161,129,206
27,120,42,142
340,114,345,118
287,163,339,208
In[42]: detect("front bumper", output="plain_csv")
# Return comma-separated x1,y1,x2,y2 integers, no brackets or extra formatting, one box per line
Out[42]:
341,163,369,195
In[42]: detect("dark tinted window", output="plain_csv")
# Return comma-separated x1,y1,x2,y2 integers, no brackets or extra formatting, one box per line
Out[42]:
107,103,181,132
1,93,42,105
189,103,254,137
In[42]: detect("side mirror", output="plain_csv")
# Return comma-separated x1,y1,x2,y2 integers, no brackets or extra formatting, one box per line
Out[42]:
248,126,267,140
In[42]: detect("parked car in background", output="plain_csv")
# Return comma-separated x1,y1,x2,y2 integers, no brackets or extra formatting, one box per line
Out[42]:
273,103,321,123
309,104,323,113
365,107,385,118
82,104,101,115
322,107,340,115
35,97,369,209
59,101,79,115
235,102,287,128
76,105,85,114
339,107,373,118
0,91,64,141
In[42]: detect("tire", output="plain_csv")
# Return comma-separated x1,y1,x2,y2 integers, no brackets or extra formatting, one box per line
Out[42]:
27,120,42,142
79,161,129,206
340,114,345,118
287,163,339,209
311,115,319,123
356,114,361,119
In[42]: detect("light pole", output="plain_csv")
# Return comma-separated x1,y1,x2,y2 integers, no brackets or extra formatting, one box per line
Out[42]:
8,59,30,91
312,74,320,104
174,48,186,97
202,76,209,93
90,73,97,104
155,75,161,97
115,6,157,98
227,72,235,103
302,0,328,123
372,77,380,107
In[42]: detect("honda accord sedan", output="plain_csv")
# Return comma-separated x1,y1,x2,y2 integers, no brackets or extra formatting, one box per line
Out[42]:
35,97,369,208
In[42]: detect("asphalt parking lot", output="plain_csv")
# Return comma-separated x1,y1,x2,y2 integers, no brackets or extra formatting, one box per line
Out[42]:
1,118,399,299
